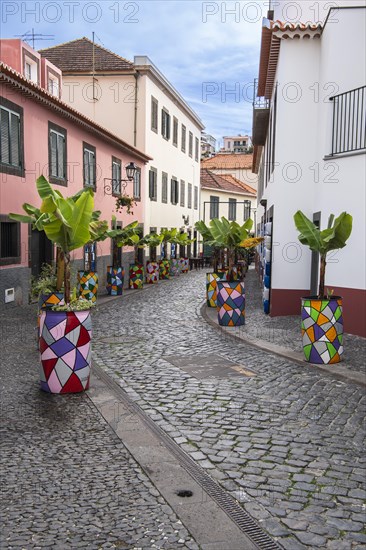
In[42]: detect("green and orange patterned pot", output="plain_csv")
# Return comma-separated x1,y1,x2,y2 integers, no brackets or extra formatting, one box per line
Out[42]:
301,296,343,364
159,260,171,280
146,261,159,284
129,263,144,289
206,271,227,307
78,271,98,303
179,258,189,273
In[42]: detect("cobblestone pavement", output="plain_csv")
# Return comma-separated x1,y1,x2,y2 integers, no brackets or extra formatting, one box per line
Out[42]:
93,269,366,549
0,308,199,549
241,267,365,375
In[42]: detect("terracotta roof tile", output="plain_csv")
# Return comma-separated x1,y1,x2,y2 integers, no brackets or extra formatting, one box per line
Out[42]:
40,37,133,73
201,169,256,196
201,153,253,170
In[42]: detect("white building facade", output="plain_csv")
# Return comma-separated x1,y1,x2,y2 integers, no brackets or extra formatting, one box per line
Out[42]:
252,4,366,337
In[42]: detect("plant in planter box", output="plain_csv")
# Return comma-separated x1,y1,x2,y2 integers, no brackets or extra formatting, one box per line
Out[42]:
10,175,98,394
196,217,262,326
172,232,195,274
294,210,353,364
106,219,139,295
158,228,178,279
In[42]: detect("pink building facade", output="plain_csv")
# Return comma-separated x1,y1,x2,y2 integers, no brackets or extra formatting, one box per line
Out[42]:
0,42,150,307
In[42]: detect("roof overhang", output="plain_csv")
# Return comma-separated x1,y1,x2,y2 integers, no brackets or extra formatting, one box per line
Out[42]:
0,63,152,163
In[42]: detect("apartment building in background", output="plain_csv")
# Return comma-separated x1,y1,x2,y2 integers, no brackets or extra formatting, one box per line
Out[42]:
0,40,150,306
221,135,252,153
201,132,216,159
40,38,205,259
252,2,366,336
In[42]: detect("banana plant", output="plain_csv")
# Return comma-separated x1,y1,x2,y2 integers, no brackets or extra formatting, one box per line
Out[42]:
195,217,257,281
114,227,163,264
10,175,95,304
294,210,353,298
195,220,222,272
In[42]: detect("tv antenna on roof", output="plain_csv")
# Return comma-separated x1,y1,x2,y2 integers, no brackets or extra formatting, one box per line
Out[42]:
14,29,54,49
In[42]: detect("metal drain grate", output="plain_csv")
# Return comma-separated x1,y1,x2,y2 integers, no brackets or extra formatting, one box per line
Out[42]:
94,363,283,550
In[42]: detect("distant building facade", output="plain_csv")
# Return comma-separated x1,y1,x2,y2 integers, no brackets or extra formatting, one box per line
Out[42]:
201,132,216,158
222,135,252,153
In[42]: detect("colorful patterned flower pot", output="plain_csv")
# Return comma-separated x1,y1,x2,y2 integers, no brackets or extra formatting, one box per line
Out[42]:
179,258,189,273
170,258,180,277
129,263,144,289
159,260,171,280
78,271,98,303
146,261,159,284
301,296,343,364
106,266,124,296
206,271,227,308
217,281,245,327
39,309,92,394
38,292,64,310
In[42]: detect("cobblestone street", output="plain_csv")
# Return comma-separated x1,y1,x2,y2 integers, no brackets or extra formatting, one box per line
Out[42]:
1,268,365,549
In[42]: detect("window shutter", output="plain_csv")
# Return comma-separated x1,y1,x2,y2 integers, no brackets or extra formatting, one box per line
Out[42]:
57,133,64,178
50,131,57,177
10,113,20,167
0,109,10,165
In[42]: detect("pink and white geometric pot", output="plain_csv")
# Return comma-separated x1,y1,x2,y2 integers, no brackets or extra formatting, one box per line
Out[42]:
39,309,92,394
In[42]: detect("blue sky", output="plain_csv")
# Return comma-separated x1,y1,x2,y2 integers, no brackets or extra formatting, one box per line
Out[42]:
2,1,267,147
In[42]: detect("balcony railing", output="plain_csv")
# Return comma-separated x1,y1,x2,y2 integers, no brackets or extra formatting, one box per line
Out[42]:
330,86,366,156
252,78,270,110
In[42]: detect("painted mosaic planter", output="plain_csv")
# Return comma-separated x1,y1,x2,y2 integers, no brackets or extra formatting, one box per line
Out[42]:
146,261,159,284
129,263,144,289
159,260,171,280
38,292,64,310
301,296,343,364
39,309,92,394
170,258,180,277
179,258,189,273
78,271,98,303
106,266,124,296
206,271,227,308
217,281,245,327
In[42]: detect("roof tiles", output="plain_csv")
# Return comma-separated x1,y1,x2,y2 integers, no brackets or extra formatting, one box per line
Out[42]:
201,153,253,170
201,169,256,196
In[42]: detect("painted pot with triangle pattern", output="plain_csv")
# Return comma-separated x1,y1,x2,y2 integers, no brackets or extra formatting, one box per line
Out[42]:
301,296,343,364
39,309,92,394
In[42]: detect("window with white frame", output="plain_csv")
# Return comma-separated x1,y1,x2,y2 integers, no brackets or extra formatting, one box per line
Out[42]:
48,76,59,97
49,122,67,185
0,99,24,176
162,172,168,203
171,177,179,205
83,143,96,189
181,125,186,153
23,54,38,84
161,109,170,140
112,157,121,195
188,183,192,208
133,167,141,199
180,180,185,207
194,185,198,210
173,117,178,147
151,96,158,132
149,167,157,200
228,198,237,221
189,131,193,157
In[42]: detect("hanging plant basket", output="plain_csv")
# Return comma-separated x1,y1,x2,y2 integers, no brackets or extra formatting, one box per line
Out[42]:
115,195,136,215
106,266,125,296
301,296,343,364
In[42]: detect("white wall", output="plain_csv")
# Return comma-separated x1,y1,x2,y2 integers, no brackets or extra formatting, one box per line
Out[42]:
141,73,202,245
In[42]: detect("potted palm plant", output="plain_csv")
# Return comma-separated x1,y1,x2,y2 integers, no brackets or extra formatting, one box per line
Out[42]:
105,220,138,295
10,176,99,394
294,211,353,364
196,217,262,326
158,229,177,280
195,220,228,307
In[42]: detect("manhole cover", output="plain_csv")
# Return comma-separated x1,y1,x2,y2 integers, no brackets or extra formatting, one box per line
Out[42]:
164,354,256,379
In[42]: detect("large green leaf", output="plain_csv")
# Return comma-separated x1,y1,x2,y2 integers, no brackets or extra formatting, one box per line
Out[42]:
36,175,58,200
68,190,94,251
293,211,324,253
322,212,353,250
9,213,35,224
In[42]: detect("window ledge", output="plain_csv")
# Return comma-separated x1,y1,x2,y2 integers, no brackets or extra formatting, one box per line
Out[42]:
324,149,366,161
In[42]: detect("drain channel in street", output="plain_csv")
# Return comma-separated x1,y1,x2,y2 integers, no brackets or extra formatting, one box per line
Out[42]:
92,362,283,550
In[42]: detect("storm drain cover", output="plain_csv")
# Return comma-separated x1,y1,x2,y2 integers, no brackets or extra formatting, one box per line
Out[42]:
164,354,256,379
